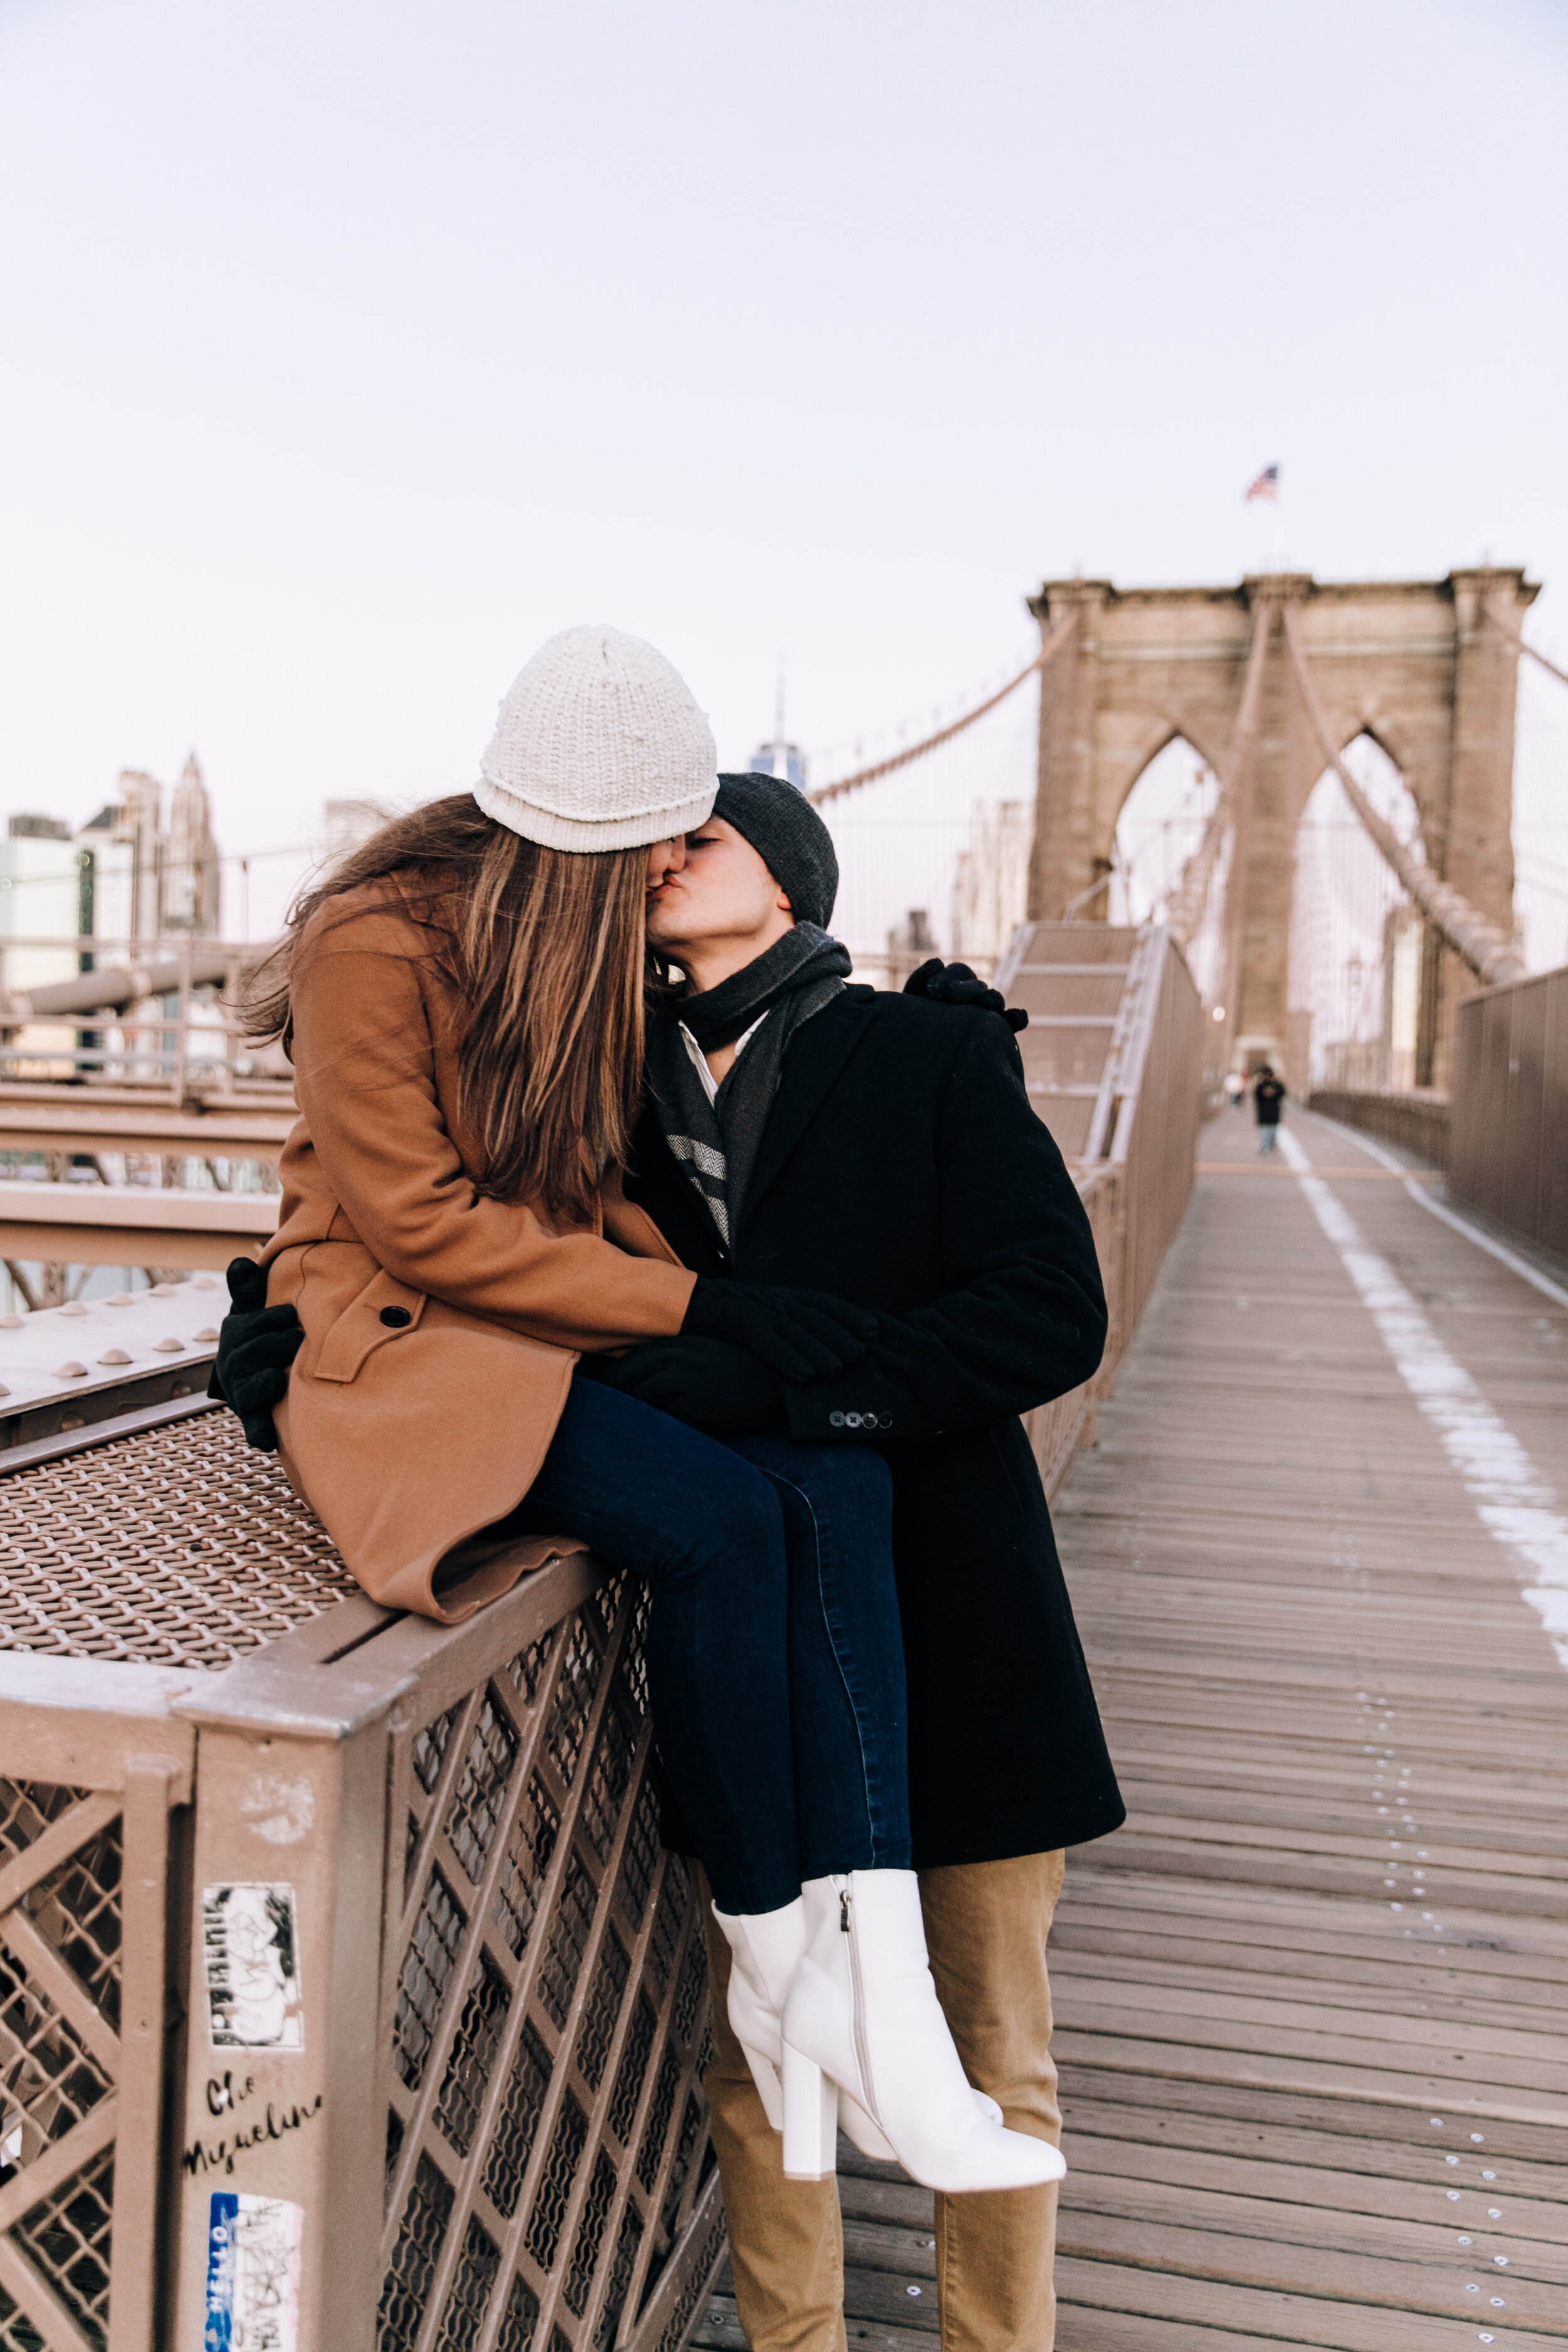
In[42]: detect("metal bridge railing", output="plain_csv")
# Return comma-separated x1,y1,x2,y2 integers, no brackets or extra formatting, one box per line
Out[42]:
1449,960,1568,1265
0,936,290,1103
0,1406,722,2352
996,920,1204,1497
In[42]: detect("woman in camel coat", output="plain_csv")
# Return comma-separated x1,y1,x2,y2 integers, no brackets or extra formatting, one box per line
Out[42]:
242,624,898,1932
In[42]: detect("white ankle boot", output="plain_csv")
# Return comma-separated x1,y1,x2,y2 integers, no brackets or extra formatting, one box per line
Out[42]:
711,1899,805,2132
780,1870,1068,2193
712,1897,1001,2163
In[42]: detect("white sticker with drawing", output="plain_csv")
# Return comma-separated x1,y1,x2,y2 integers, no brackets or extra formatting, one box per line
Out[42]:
202,1884,305,2051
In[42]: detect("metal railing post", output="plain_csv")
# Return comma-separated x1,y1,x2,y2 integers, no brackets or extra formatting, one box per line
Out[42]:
168,1629,405,2351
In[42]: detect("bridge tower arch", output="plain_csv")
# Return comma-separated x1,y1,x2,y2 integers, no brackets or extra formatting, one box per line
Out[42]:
1025,568,1537,1081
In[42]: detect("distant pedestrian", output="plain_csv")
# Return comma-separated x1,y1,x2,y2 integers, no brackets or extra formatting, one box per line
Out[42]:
1225,1069,1246,1108
1253,1064,1286,1153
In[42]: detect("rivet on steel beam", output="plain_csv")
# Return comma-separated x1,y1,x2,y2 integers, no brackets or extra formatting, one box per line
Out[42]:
56,1362,88,1379
0,1314,22,1328
107,1293,134,1306
60,1301,87,1317
152,1338,184,1353
193,1328,220,1342
98,1348,132,1366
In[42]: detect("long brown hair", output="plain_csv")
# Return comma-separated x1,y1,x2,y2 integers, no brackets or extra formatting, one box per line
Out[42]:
246,793,653,1221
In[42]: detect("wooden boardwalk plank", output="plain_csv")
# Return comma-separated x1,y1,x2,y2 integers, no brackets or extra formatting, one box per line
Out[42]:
1048,1106,1568,2348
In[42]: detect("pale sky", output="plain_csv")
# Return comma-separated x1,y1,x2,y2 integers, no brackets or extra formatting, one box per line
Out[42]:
2,0,1565,948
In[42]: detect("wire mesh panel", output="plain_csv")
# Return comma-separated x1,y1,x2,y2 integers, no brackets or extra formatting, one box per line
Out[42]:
0,1408,358,1668
376,1576,716,2352
0,1786,121,2349
0,1714,190,2352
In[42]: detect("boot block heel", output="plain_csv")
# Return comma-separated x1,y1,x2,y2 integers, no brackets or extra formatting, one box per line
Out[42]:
781,2042,837,2180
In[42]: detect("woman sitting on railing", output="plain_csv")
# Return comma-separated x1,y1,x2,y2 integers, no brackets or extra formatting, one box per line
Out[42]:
216,625,1062,2198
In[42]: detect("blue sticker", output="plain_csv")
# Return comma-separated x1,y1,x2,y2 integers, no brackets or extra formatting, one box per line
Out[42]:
204,2190,302,2350
204,2193,238,2352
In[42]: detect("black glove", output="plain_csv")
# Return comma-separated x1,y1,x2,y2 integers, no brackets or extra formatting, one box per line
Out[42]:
206,1256,305,1453
586,1338,786,1436
904,957,1027,1033
681,1279,877,1383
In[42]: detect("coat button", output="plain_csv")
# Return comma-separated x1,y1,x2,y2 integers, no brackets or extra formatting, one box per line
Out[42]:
830,1412,845,1428
845,1412,862,1428
379,1306,412,1328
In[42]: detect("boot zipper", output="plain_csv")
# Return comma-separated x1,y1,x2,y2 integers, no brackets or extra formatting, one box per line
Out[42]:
838,1879,876,2120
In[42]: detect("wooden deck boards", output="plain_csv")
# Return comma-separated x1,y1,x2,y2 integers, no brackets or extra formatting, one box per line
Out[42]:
691,1104,1567,2349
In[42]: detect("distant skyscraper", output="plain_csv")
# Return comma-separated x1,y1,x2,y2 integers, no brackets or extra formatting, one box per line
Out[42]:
0,815,89,1073
0,815,82,983
73,758,221,945
748,736,808,789
749,672,808,788
165,754,221,934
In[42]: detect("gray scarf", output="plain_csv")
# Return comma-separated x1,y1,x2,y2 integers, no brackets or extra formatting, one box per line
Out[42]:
647,924,852,1248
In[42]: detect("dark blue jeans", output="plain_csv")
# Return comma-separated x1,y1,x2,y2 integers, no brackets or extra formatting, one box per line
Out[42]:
510,1376,911,1913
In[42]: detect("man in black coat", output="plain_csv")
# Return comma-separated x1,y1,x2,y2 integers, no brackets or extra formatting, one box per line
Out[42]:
597,775,1122,2352
214,774,1123,2352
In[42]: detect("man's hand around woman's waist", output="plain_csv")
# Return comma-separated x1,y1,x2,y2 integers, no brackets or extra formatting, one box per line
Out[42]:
591,1285,879,1438
582,1337,785,1435
680,1278,877,1382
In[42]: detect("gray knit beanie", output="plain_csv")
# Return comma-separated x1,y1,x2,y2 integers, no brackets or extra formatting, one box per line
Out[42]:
714,772,839,929
476,623,718,852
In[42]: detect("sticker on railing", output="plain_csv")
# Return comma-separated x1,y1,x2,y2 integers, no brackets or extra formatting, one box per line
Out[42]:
204,2190,303,2351
202,1883,305,2050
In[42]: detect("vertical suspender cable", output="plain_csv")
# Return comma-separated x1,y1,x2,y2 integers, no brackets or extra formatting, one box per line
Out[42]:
1210,598,1277,1071
1165,596,1273,956
1281,603,1527,988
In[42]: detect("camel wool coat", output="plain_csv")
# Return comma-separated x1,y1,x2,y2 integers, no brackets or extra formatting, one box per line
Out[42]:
261,876,696,1619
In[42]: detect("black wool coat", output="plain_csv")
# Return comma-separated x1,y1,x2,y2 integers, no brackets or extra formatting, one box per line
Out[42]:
624,986,1126,1868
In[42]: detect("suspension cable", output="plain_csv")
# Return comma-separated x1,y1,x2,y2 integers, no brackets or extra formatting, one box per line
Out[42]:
1482,600,1568,690
1163,598,1273,951
1281,603,1527,988
807,610,1081,807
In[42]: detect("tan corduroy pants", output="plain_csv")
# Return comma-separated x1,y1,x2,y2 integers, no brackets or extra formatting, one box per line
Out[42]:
699,1851,1066,2352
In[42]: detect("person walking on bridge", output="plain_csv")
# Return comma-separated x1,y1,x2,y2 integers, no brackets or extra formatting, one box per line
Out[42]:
1253,1062,1287,1152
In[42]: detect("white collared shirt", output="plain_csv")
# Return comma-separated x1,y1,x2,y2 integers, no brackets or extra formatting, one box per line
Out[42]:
678,1012,768,1105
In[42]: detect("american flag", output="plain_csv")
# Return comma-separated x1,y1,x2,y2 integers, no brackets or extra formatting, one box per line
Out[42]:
1244,463,1279,504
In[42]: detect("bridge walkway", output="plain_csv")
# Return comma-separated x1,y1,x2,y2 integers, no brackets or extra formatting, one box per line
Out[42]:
694,1101,1567,2352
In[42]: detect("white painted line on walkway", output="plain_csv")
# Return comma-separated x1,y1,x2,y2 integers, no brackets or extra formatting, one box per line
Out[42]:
1277,1124,1568,1671
1306,1111,1568,1312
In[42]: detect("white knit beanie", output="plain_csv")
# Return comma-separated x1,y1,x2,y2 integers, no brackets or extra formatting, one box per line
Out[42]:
475,623,718,852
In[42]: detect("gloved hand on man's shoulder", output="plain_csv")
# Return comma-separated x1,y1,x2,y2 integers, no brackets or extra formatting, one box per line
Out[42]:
903,957,1027,1032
